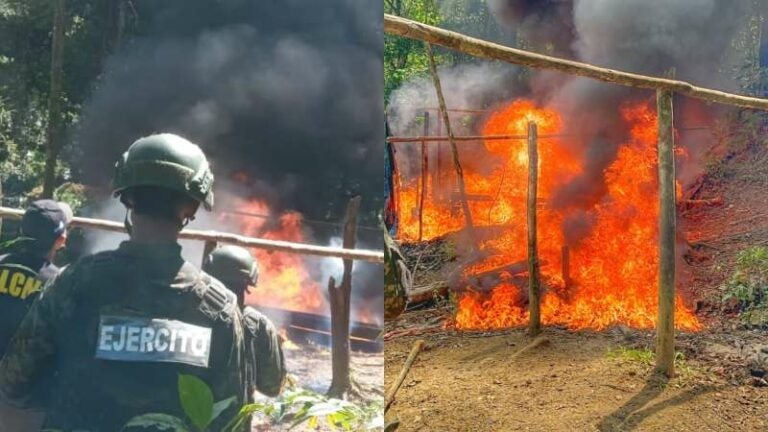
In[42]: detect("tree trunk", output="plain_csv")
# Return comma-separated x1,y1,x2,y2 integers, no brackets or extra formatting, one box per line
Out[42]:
327,196,361,398
655,89,676,378
42,0,67,198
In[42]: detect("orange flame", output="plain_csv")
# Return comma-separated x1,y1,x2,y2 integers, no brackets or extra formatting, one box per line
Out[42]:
397,99,701,331
219,198,325,314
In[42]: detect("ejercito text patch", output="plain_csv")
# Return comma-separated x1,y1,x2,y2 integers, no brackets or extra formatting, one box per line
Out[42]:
95,315,212,368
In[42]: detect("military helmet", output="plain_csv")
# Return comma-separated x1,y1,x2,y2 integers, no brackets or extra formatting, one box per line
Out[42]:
112,133,214,210
204,245,259,287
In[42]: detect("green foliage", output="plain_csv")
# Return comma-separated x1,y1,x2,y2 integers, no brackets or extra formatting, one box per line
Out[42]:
722,246,768,327
178,374,215,430
227,388,382,431
384,0,443,102
53,182,87,213
122,374,235,432
123,376,382,432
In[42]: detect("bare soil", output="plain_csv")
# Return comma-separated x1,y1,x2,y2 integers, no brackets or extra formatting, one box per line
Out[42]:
385,314,767,431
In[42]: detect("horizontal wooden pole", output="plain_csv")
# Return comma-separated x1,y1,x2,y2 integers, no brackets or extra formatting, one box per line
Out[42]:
385,14,768,110
0,206,384,263
387,133,567,143
418,107,489,114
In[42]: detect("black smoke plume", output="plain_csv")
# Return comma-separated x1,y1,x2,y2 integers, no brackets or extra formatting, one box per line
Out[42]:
74,0,383,223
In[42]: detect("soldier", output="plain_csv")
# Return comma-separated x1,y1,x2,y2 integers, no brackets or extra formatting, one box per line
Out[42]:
0,199,72,354
0,133,247,432
0,199,72,431
203,245,286,398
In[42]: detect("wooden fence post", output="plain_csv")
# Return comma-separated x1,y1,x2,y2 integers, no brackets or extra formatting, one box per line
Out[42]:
419,111,429,241
527,121,541,336
327,196,361,398
425,42,479,250
656,89,676,377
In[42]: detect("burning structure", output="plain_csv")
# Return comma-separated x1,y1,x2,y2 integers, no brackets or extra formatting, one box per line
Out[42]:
386,0,760,334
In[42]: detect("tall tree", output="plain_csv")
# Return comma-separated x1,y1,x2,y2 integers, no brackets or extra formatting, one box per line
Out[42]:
42,0,66,198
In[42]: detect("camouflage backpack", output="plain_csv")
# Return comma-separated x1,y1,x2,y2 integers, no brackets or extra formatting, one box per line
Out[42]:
384,229,410,319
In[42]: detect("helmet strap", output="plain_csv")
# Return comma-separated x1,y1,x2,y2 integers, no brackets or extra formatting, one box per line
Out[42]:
181,215,195,228
124,210,133,236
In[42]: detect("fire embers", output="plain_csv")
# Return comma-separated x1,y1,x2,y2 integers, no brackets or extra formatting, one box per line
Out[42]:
399,99,701,331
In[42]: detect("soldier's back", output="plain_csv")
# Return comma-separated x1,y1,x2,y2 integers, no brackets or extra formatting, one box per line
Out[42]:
0,252,57,354
14,241,245,431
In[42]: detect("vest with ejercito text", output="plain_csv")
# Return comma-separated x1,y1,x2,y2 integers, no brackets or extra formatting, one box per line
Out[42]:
0,252,59,355
1,241,247,432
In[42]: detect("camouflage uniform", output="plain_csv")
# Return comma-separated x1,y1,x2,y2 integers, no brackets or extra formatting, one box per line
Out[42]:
0,242,246,431
242,306,286,398
384,229,409,320
0,134,248,431
204,245,286,399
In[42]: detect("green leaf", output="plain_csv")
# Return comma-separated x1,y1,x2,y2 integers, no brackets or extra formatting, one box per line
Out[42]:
221,403,268,432
178,374,214,430
211,396,237,422
121,413,191,432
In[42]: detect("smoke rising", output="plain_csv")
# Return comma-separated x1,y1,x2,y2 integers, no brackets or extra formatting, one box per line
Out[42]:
74,0,383,221
73,0,383,324
388,0,751,249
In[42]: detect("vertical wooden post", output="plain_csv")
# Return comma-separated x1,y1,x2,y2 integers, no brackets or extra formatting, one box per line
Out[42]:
327,196,361,398
561,245,570,289
527,121,541,336
435,111,442,201
419,111,429,241
656,89,676,378
201,240,217,267
425,42,478,250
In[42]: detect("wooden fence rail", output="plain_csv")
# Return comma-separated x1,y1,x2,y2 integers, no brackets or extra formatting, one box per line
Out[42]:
0,206,384,263
385,14,768,110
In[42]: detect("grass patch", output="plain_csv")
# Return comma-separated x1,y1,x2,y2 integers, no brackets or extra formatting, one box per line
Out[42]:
722,246,768,328
606,346,654,365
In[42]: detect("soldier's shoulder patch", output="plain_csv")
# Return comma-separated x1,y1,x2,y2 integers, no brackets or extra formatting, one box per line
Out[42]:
195,272,238,324
95,315,212,368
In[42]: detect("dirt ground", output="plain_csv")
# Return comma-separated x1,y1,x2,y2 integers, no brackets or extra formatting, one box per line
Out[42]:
384,130,768,431
280,342,385,399
252,342,384,430
385,315,767,431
